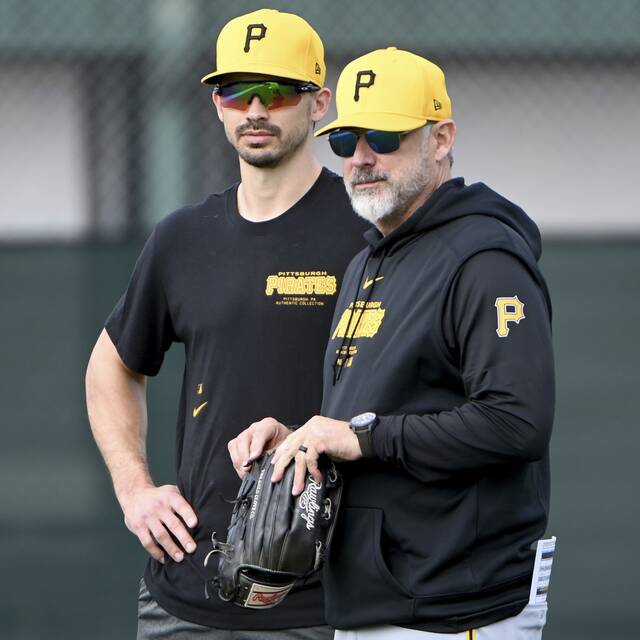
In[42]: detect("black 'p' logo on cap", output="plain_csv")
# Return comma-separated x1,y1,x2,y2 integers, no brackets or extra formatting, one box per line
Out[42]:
244,24,267,52
354,70,376,102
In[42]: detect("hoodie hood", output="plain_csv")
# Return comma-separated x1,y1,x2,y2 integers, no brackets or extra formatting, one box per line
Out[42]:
363,178,542,260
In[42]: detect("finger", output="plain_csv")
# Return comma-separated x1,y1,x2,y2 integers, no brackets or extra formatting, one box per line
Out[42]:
234,431,253,468
137,528,166,564
271,432,300,469
292,451,309,495
306,448,323,486
163,512,196,554
248,428,271,461
227,439,243,476
240,459,253,481
270,440,285,468
170,495,198,529
149,522,184,562
271,448,295,483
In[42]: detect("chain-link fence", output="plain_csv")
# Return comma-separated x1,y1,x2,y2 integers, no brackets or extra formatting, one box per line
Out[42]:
1,0,639,239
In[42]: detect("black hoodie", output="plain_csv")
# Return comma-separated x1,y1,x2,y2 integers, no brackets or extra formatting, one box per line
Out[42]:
321,178,555,632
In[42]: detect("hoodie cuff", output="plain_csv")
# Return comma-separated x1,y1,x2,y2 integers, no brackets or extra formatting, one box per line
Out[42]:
370,415,401,461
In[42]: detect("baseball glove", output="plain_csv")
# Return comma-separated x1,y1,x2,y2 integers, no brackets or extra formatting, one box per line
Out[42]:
203,451,342,609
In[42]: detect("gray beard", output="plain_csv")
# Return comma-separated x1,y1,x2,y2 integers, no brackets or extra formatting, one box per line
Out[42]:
346,165,429,226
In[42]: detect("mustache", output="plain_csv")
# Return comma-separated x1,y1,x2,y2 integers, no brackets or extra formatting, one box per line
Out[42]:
348,168,388,187
236,122,282,137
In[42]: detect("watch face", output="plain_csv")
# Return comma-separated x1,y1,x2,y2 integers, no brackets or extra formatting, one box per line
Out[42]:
351,412,377,429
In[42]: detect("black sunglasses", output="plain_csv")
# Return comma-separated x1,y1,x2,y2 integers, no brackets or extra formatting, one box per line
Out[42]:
328,129,409,157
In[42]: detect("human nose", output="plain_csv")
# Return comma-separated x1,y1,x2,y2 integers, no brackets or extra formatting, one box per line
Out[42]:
350,134,377,168
246,95,269,121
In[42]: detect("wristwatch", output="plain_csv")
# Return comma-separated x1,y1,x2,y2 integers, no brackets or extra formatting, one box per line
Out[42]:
349,412,378,459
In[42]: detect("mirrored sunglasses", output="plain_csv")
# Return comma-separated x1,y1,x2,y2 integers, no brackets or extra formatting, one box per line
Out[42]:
214,81,318,111
328,129,409,157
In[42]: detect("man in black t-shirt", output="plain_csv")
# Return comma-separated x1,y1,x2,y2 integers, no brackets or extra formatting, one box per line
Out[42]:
85,9,366,639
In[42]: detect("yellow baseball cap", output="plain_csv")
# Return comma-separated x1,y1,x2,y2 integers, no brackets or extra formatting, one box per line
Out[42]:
315,47,451,136
201,9,326,87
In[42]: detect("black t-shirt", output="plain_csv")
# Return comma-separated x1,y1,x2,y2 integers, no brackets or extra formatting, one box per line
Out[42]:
105,168,368,629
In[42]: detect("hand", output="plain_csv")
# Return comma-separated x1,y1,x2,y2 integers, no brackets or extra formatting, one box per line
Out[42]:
228,417,292,478
119,484,198,564
270,416,360,495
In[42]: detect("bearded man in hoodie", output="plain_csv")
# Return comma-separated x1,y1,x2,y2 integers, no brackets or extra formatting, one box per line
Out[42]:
229,48,555,639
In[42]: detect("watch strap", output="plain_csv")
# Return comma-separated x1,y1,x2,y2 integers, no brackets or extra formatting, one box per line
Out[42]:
355,428,375,458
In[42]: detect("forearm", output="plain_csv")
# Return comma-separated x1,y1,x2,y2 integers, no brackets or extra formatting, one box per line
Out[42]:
372,390,554,483
85,329,153,503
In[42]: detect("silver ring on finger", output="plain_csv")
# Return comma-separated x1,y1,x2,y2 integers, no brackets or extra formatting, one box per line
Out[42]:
298,445,308,453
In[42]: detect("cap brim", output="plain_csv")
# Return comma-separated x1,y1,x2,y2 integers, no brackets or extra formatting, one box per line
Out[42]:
201,63,317,86
315,113,432,137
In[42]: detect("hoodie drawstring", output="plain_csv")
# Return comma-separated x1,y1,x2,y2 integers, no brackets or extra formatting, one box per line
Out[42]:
332,249,386,385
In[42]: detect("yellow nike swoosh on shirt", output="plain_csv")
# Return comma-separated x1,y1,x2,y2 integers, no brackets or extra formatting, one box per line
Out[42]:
363,276,384,290
192,401,208,418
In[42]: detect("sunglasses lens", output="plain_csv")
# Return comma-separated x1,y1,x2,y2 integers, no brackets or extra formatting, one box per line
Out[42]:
218,83,255,109
364,130,402,154
328,130,403,157
218,82,302,110
329,131,358,157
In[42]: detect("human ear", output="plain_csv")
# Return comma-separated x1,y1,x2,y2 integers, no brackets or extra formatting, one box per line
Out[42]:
432,120,456,163
211,92,224,122
310,87,332,123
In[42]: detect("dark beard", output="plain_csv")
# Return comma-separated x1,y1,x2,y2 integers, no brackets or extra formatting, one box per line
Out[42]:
233,119,310,168
239,149,285,168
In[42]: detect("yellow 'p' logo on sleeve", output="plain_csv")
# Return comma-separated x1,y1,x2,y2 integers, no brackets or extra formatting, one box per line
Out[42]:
495,296,525,338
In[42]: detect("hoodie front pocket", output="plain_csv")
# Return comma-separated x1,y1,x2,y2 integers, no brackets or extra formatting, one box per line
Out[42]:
368,508,413,598
324,506,413,627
